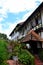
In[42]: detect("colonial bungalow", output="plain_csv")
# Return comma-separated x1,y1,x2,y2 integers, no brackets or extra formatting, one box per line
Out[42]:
10,2,43,54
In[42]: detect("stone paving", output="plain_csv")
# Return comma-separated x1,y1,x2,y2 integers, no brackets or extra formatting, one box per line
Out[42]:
7,60,22,65
35,55,43,65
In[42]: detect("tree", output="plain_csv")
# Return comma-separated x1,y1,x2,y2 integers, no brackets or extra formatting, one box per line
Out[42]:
0,33,8,40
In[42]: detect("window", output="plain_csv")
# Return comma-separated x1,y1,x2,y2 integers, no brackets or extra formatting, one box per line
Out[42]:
26,23,31,31
31,19,36,28
37,43,41,48
35,13,41,25
38,16,41,24
22,29,24,35
35,18,38,25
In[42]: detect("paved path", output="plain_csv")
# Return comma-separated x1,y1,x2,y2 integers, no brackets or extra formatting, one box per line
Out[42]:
35,55,43,65
7,60,19,65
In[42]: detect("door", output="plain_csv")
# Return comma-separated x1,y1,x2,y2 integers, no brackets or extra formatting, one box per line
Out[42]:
30,41,38,54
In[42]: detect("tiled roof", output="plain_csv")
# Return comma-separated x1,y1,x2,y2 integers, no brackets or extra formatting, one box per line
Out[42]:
18,22,24,26
9,22,24,36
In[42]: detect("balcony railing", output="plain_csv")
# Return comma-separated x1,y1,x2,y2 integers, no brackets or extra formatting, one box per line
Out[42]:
32,24,42,30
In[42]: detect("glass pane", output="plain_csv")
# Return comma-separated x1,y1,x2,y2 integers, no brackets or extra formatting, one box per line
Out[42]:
38,17,41,24
32,19,36,27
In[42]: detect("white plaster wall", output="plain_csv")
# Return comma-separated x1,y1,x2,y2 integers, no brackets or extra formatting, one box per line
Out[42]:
41,10,43,38
31,18,36,27
24,30,27,35
26,44,31,48
27,25,30,31
18,29,27,39
11,32,20,40
37,43,41,48
18,34,23,39
41,10,43,25
42,43,43,48
41,32,43,38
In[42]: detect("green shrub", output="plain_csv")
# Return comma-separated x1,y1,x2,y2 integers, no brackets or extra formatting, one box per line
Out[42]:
0,61,8,65
0,39,8,65
13,42,35,65
18,49,34,65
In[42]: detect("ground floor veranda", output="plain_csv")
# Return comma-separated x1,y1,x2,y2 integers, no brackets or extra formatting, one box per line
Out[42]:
21,30,43,54
24,40,43,54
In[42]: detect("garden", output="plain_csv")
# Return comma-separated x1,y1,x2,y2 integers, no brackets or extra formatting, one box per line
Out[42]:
0,38,43,65
0,39,35,65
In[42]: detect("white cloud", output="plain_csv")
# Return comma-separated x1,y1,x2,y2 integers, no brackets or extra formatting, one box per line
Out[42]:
0,22,15,39
0,0,42,14
39,0,43,2
0,0,42,21
0,0,36,13
0,18,3,22
0,23,2,31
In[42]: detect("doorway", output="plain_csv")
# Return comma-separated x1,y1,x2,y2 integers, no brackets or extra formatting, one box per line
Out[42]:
30,41,38,54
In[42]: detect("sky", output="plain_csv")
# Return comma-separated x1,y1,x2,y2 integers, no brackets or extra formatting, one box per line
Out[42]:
0,0,43,39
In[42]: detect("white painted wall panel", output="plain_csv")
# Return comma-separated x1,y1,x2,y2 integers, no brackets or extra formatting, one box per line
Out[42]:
37,43,41,48
26,44,31,48
11,32,20,40
41,32,43,38
42,43,43,48
41,10,43,24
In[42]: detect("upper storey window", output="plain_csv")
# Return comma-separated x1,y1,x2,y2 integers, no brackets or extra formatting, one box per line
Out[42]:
35,18,38,25
35,12,41,25
38,16,41,24
31,19,36,28
22,29,24,35
27,23,31,31
35,16,41,25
